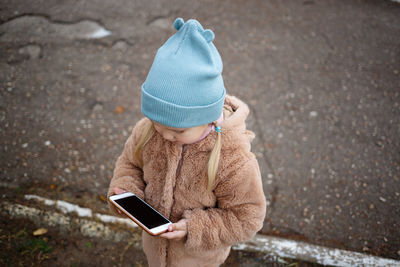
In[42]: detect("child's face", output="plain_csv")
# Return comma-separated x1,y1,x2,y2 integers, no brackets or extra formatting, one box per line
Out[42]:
152,121,209,145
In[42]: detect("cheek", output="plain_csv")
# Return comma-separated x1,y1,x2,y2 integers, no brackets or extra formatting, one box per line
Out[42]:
174,132,195,143
177,130,203,143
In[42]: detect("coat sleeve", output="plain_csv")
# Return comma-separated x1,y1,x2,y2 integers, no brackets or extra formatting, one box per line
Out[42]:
107,119,148,216
182,155,267,251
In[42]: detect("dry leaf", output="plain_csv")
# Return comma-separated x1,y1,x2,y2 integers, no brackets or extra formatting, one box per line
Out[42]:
33,228,48,236
101,64,111,72
99,195,107,202
114,106,125,114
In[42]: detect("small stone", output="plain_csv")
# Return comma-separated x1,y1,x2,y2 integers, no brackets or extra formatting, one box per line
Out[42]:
101,64,111,72
309,111,318,117
44,141,51,146
92,103,103,112
19,44,41,59
379,197,386,202
149,18,171,30
22,143,28,148
112,40,128,51
335,205,342,213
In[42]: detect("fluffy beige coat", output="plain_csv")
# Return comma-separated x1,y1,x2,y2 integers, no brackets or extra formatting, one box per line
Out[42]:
108,95,266,267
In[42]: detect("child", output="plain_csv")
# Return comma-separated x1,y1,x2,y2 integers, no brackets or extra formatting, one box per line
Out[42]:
108,18,266,267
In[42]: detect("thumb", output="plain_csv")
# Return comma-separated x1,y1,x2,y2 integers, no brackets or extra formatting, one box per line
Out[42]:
171,219,187,231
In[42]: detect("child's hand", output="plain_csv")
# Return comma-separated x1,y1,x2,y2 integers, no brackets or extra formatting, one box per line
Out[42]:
159,219,187,240
112,187,127,215
113,187,126,195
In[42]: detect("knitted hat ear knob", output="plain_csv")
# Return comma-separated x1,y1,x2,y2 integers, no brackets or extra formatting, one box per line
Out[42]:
174,18,185,30
203,29,215,43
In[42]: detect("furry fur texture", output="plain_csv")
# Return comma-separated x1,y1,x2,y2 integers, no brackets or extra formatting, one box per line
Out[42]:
108,95,266,267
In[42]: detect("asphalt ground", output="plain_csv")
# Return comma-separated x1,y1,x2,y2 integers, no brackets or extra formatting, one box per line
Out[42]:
1,0,400,264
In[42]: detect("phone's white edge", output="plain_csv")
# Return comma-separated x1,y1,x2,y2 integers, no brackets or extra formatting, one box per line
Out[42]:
109,191,134,200
108,192,172,235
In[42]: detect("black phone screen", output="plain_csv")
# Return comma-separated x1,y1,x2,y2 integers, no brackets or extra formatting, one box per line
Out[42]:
114,195,169,229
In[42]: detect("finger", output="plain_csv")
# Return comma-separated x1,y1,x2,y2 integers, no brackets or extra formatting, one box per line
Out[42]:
170,223,182,231
171,219,187,231
160,230,185,240
168,223,178,232
159,232,171,239
113,187,126,195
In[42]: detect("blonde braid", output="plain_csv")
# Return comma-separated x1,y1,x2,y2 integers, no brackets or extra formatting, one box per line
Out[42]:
207,123,222,191
134,120,155,167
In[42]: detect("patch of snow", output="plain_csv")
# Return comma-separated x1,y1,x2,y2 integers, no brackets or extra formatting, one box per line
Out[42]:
95,213,137,228
24,194,136,228
89,28,111,39
233,234,400,267
57,200,92,217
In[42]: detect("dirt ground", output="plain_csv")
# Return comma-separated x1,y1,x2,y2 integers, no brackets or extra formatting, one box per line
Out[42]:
0,217,321,267
0,183,322,267
0,216,148,267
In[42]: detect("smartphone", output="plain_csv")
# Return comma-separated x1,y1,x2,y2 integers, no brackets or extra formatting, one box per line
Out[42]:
108,192,172,235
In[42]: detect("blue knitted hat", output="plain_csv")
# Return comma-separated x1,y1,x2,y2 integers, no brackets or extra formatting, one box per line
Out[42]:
141,18,226,128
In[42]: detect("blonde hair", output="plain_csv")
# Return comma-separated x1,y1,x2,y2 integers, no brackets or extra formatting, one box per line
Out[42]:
134,120,222,191
207,124,222,191
134,121,155,168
